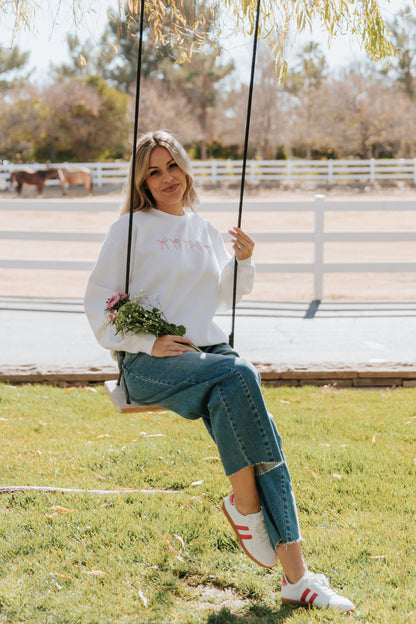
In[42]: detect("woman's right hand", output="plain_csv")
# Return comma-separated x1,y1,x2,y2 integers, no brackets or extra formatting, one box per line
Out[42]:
151,335,195,357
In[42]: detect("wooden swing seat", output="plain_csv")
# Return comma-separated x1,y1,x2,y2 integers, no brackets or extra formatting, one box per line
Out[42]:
104,380,165,414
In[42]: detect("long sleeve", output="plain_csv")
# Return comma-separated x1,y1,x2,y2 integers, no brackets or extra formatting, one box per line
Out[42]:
84,216,157,355
207,222,255,312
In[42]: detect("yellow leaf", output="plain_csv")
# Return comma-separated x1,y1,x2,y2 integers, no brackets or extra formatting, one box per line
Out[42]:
181,495,205,509
50,506,75,514
53,572,74,581
304,467,318,479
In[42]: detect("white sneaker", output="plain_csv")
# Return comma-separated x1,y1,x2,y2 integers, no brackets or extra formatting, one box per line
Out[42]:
222,493,277,568
281,571,355,612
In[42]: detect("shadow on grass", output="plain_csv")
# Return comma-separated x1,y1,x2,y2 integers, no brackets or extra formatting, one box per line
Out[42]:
206,603,295,623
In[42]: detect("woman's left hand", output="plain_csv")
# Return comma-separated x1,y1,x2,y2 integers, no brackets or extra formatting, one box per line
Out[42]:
228,226,255,261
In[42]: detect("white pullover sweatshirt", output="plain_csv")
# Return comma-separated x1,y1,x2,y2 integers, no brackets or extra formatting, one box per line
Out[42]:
84,208,255,355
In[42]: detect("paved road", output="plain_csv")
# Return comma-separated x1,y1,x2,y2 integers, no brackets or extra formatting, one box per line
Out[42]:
1,298,415,376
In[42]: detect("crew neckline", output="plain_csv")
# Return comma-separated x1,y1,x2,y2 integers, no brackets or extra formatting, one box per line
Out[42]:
149,207,189,219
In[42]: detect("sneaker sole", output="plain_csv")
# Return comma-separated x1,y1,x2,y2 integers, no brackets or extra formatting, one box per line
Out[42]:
222,500,277,568
282,597,355,612
282,597,316,609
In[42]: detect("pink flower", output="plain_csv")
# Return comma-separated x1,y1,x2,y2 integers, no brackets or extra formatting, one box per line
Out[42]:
107,294,121,309
108,309,117,322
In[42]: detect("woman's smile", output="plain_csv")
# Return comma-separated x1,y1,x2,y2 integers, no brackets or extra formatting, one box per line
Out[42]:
163,183,180,193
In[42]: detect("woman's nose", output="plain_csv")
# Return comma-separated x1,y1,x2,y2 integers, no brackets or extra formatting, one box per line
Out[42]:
162,169,173,182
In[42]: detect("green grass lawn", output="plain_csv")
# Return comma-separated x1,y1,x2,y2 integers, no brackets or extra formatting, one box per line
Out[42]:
0,383,415,624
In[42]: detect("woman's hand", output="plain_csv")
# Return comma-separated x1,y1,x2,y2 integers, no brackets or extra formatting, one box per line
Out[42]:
151,335,195,357
228,226,255,261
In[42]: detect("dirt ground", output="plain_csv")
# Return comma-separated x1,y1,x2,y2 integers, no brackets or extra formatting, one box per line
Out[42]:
1,183,416,301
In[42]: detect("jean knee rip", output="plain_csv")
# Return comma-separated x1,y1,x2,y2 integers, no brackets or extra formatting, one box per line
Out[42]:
254,461,284,475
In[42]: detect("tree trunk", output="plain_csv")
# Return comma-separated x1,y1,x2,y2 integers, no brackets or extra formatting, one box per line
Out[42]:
48,141,56,163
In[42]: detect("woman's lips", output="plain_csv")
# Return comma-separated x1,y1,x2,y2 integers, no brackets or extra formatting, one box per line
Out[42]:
163,183,179,193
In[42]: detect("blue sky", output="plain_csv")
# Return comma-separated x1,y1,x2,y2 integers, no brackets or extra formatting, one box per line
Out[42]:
0,0,413,82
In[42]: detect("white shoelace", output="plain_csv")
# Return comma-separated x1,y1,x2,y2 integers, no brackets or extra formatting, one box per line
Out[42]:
251,514,272,547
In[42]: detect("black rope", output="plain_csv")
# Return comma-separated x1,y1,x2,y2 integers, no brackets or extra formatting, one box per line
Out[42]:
125,0,146,294
118,0,146,403
229,0,261,348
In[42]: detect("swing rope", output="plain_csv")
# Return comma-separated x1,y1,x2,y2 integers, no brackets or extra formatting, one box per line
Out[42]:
117,0,146,404
125,0,146,295
229,0,261,348
118,0,261,402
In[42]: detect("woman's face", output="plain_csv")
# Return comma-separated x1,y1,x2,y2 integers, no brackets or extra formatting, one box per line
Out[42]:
145,146,187,215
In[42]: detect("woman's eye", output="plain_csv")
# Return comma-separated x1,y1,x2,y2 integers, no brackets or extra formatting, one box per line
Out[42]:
169,163,178,169
148,170,159,177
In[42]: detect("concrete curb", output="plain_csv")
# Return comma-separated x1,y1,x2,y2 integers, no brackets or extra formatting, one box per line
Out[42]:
255,362,416,387
2,362,416,388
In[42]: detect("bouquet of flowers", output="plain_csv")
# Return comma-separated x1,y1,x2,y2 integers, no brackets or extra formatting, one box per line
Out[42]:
106,292,201,351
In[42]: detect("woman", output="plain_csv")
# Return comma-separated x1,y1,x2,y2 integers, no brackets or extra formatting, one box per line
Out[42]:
84,130,354,612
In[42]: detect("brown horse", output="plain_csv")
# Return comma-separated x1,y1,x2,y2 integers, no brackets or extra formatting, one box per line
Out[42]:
57,167,93,195
10,168,64,196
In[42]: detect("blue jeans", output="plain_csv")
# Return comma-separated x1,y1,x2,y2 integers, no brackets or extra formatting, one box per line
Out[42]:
122,343,301,548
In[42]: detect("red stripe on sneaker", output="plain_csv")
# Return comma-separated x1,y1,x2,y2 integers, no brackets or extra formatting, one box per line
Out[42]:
309,593,318,605
301,589,311,602
235,525,252,540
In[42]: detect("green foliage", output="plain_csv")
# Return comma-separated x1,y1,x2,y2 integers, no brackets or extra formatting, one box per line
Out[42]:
0,45,29,89
102,6,176,92
0,383,415,623
381,3,416,98
84,74,130,160
0,1,398,71
275,145,288,160
283,42,329,95
189,141,242,160
107,293,188,341
0,75,129,163
222,0,395,81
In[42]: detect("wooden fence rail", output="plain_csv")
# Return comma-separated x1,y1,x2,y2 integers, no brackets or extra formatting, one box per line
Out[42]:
2,158,416,189
1,196,416,300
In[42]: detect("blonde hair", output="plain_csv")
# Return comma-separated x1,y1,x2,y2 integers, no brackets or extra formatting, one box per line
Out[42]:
120,130,199,215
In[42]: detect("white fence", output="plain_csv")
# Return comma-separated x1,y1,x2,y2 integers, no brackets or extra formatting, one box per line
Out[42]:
1,196,416,300
2,158,416,189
